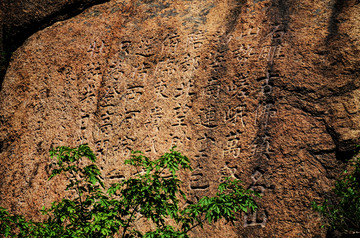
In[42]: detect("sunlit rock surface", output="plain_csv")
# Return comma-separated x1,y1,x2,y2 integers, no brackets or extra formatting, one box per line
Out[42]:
0,0,359,237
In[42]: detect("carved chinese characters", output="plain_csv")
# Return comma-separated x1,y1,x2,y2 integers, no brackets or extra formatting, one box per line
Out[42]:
3,0,355,237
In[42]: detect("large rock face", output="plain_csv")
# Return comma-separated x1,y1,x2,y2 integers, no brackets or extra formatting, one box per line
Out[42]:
0,0,359,237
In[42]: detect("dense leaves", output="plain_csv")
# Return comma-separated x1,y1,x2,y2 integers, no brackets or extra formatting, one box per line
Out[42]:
0,144,260,237
312,148,360,235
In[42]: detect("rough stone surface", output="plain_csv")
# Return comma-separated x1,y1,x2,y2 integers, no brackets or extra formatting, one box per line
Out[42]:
0,8,5,84
0,0,359,237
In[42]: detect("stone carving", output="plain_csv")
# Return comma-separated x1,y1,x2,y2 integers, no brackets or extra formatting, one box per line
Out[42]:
172,103,191,127
125,86,144,102
145,106,163,129
223,130,242,158
225,104,246,126
199,105,219,128
244,209,268,228
244,170,268,228
190,166,210,190
88,40,105,57
218,162,239,183
1,0,359,237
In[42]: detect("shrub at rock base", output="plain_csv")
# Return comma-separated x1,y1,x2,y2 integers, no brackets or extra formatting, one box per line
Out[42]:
312,147,360,237
0,144,259,237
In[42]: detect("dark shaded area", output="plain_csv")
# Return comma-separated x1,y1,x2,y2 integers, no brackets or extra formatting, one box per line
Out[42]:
225,0,246,35
325,123,359,162
323,0,360,71
270,0,291,31
326,0,346,42
321,0,360,160
0,0,110,90
326,230,360,238
335,146,360,162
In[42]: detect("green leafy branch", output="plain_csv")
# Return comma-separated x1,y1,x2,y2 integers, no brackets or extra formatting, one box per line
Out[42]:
0,144,260,237
312,146,360,235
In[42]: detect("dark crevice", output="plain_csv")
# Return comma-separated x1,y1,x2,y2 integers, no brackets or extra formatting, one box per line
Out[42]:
270,0,291,32
326,0,346,43
225,0,246,35
325,122,359,162
335,149,358,163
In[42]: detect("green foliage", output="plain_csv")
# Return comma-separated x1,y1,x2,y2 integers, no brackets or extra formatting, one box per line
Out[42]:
0,144,260,237
312,148,360,234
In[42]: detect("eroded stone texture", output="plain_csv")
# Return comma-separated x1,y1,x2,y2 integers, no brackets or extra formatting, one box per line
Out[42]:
0,0,359,237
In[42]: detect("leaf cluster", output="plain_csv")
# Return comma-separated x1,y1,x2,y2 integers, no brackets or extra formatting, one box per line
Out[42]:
0,145,260,237
312,148,360,234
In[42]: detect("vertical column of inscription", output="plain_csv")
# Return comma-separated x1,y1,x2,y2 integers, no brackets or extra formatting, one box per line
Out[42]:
94,41,126,161
251,24,285,159
189,133,215,202
78,39,108,145
94,37,145,176
233,24,260,67
223,24,261,158
120,37,154,157
156,31,186,151
162,31,202,153
217,24,260,192
224,70,250,128
244,23,286,228
204,29,257,209
244,170,267,227
189,31,227,201
100,40,129,166
96,81,120,159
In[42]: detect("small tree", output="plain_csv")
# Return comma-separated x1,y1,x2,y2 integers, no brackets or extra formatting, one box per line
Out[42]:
312,148,360,236
0,144,260,237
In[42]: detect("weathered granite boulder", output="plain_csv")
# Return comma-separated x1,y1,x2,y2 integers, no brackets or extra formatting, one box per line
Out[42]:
0,0,359,237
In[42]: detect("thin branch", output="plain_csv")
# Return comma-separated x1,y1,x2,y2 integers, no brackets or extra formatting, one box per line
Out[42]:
183,210,207,234
121,202,142,238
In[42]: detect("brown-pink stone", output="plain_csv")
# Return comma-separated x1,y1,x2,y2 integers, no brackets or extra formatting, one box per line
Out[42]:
0,0,359,237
